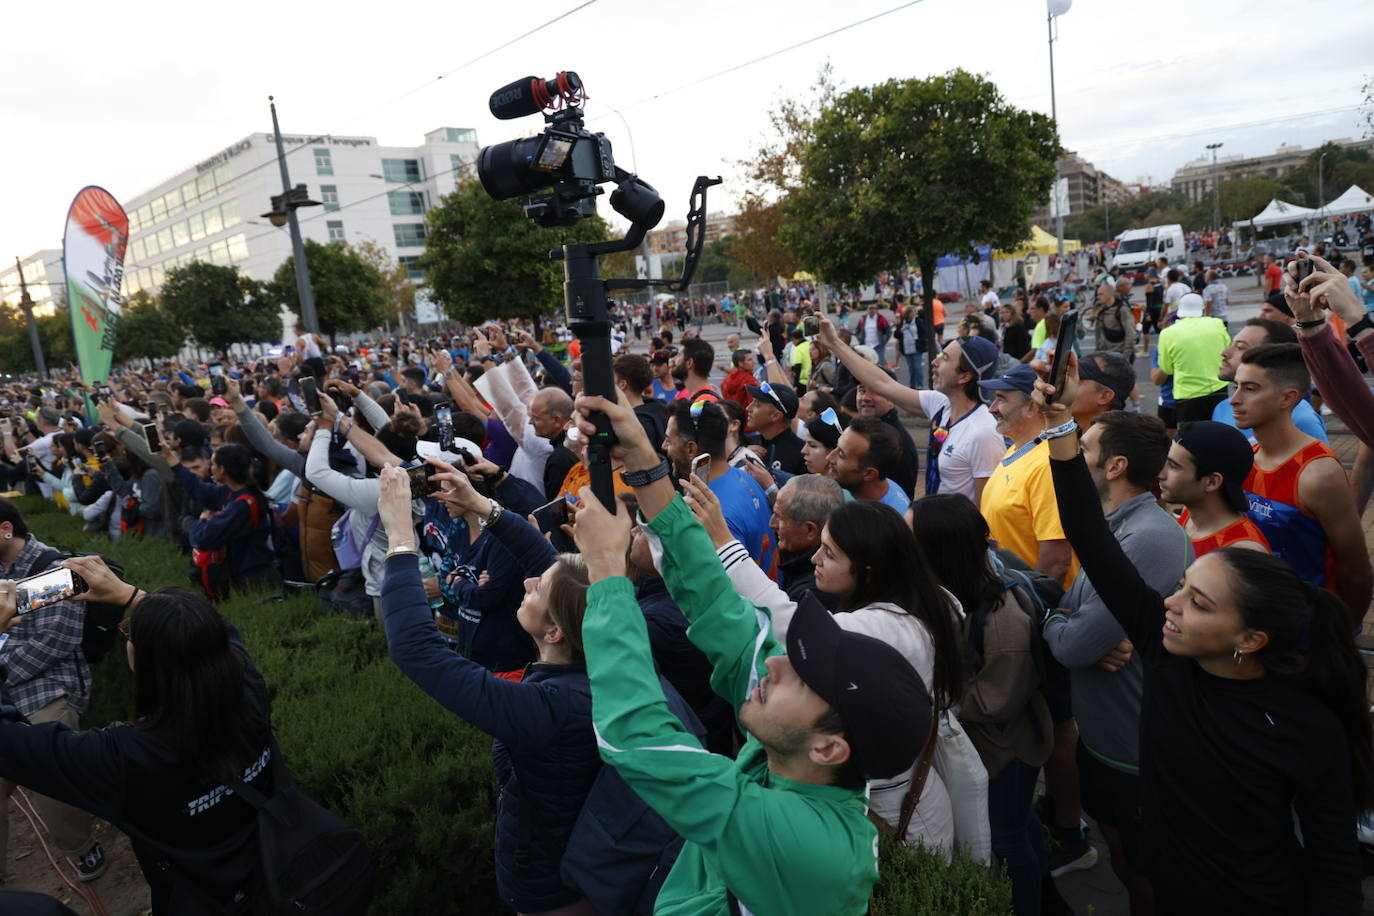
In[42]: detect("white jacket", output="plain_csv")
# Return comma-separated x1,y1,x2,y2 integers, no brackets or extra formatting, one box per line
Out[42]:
715,539,960,856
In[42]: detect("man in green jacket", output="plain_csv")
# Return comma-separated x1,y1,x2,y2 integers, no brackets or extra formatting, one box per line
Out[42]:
569,390,932,916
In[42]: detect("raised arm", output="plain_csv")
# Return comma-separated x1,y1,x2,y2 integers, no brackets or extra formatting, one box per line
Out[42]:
817,318,926,417
1290,254,1374,448
304,428,381,512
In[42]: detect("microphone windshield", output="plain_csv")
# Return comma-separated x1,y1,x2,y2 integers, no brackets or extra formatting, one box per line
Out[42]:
489,77,546,121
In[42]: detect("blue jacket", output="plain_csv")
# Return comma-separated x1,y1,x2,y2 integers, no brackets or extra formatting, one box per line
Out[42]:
173,465,276,585
382,554,599,913
436,519,533,672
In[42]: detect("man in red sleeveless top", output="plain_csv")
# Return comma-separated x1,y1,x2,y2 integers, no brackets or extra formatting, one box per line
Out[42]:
1158,420,1269,556
1231,343,1371,622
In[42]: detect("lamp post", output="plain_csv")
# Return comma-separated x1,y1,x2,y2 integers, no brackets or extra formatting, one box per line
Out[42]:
262,97,323,337
1316,149,1329,228
1206,142,1223,231
1047,0,1072,262
14,257,46,378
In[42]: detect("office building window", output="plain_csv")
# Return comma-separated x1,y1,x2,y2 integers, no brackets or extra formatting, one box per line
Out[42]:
188,211,206,241
228,233,249,262
221,200,241,229
204,207,223,236
172,221,191,248
327,220,346,242
321,184,340,211
388,190,425,215
393,223,427,247
315,148,334,176
196,172,216,200
382,158,422,183
445,128,478,144
398,255,424,279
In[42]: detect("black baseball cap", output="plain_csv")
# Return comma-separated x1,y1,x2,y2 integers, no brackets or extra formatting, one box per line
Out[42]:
1176,420,1254,514
745,382,799,419
786,592,933,779
1078,351,1135,409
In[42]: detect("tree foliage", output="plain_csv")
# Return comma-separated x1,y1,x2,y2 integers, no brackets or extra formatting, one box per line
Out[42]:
418,182,609,325
731,66,838,283
781,69,1061,291
270,239,389,338
160,261,280,354
113,290,185,363
351,239,416,330
0,307,75,375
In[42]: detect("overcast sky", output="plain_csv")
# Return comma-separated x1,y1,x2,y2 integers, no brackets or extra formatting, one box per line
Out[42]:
2,0,1369,265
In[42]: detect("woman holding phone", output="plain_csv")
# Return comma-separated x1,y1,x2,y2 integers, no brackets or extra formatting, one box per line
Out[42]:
0,556,375,914
1034,356,1372,915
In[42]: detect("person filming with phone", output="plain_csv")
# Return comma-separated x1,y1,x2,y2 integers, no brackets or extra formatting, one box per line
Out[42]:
0,499,105,882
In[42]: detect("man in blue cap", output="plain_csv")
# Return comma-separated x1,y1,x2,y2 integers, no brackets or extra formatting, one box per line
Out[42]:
977,364,1073,586
817,320,1003,503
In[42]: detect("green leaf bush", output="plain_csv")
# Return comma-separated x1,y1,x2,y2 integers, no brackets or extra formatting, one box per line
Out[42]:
20,496,1009,914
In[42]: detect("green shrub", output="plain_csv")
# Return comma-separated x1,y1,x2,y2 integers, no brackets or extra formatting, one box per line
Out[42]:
16,496,1011,914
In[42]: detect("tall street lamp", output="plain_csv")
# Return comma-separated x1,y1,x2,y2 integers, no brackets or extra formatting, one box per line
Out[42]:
262,96,322,337
1206,142,1223,231
14,257,46,378
1316,149,1329,227
1047,0,1072,261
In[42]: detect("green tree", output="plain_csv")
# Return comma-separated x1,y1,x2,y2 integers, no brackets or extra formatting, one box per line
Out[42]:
161,261,280,354
352,239,416,331
270,239,389,339
781,69,1059,341
113,290,185,363
419,181,610,325
0,307,75,374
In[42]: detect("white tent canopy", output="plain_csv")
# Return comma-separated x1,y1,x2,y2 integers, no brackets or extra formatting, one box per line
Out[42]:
1318,185,1374,218
1247,198,1316,228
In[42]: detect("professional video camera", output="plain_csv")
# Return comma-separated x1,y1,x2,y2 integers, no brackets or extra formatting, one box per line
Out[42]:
477,71,721,506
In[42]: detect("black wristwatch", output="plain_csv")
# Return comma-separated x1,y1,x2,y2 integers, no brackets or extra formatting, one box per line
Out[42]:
619,458,671,488
1346,315,1374,340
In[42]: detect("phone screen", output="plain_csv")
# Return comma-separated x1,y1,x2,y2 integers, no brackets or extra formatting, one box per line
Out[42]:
141,423,161,452
405,462,436,499
208,363,224,377
15,567,82,616
300,377,322,415
1046,309,1079,404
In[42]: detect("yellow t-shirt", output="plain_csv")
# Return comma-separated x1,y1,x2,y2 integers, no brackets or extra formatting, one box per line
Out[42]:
979,439,1079,587
791,340,813,387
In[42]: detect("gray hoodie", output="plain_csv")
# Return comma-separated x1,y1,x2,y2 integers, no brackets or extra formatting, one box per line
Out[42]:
1043,491,1193,773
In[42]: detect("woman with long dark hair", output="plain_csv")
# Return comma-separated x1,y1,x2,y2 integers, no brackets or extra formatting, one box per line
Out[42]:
910,493,1053,915
1037,360,1373,915
683,480,969,855
0,558,357,914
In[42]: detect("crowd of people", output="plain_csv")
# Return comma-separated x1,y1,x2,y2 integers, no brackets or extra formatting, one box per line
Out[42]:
0,247,1369,914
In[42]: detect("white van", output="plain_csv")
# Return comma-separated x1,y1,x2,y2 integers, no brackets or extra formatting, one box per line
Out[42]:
1111,224,1185,274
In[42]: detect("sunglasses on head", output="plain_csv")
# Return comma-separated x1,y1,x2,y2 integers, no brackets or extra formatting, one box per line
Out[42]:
819,407,841,430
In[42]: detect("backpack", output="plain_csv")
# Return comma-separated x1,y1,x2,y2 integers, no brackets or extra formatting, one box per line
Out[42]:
29,548,127,666
190,493,264,601
329,510,381,572
121,741,374,916
1101,302,1127,343
966,550,1065,685
118,484,144,537
555,677,705,915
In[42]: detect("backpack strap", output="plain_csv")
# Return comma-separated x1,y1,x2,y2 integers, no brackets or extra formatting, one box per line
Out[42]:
867,707,940,841
28,548,65,579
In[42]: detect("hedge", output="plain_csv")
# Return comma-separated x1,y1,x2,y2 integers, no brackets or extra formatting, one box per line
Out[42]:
16,496,1011,914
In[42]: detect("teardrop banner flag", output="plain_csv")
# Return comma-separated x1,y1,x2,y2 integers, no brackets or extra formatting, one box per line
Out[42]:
62,186,129,386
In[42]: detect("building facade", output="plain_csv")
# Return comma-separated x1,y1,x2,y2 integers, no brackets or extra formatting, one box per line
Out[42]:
646,212,738,256
119,126,479,297
1031,152,1132,229
1171,137,1374,203
0,250,64,317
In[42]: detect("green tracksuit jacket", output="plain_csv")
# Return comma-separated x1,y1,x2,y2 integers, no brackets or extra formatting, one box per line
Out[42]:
583,496,878,916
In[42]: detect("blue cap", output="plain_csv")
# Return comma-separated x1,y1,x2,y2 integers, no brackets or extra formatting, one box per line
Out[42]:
957,336,1000,381
978,364,1038,395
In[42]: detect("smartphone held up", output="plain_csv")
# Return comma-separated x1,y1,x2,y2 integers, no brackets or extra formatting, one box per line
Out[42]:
13,566,87,617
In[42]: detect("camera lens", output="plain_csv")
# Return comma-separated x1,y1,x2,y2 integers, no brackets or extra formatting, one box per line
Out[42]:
478,137,551,200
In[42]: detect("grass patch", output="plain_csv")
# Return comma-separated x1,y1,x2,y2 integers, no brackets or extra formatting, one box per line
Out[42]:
18,496,1011,914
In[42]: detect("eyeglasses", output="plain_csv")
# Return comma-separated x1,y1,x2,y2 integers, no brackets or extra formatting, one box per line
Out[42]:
117,617,132,640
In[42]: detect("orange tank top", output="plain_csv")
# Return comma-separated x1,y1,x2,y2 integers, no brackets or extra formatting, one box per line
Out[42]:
1178,510,1271,558
1243,439,1340,587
